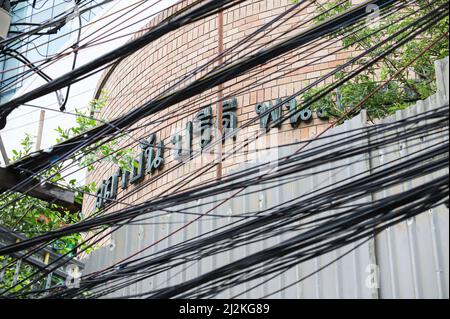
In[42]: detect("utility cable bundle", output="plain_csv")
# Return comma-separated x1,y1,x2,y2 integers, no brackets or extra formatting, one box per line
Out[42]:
2,105,448,298
0,0,448,299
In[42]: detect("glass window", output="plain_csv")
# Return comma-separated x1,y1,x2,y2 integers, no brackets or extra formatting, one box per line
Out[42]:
1,0,104,103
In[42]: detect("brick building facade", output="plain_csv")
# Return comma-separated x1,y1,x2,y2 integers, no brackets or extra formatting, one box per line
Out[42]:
82,0,357,216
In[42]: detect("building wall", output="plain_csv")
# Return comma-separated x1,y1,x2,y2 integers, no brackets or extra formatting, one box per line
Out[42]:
82,57,449,299
83,0,356,216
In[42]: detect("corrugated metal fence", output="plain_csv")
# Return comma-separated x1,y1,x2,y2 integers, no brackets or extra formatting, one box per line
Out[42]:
83,57,449,299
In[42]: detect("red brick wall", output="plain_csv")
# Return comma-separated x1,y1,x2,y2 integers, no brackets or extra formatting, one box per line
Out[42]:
82,0,355,216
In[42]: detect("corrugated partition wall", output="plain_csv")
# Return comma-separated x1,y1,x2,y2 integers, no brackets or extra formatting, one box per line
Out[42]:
82,57,449,299
372,57,449,299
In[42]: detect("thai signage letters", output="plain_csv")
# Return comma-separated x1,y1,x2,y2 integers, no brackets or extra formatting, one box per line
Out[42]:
93,95,328,211
94,134,164,211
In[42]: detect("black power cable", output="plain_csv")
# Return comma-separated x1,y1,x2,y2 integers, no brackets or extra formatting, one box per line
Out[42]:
0,0,249,128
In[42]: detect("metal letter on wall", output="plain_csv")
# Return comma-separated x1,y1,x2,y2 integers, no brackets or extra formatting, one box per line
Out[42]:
284,98,313,127
172,122,193,160
316,107,329,120
143,134,164,173
193,107,213,149
255,100,282,129
221,97,238,142
94,173,120,211
104,173,119,202
131,133,165,183
130,142,147,185
94,182,105,211
118,167,130,190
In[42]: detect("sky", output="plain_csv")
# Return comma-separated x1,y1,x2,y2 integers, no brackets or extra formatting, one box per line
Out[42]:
0,0,179,182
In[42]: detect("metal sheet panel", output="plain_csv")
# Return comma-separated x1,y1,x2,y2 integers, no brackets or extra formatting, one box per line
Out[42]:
371,61,449,298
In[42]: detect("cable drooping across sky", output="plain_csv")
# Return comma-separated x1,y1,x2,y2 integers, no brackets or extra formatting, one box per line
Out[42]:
2,104,448,298
0,0,448,299
11,106,450,299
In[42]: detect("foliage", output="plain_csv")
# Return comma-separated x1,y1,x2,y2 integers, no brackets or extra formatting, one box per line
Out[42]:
0,93,134,292
55,92,136,173
294,0,449,120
